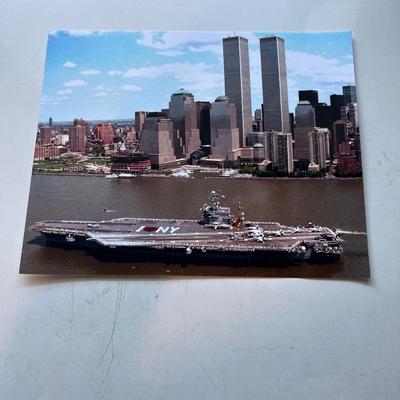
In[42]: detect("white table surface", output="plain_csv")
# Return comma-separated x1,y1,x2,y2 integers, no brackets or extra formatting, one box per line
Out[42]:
0,0,399,398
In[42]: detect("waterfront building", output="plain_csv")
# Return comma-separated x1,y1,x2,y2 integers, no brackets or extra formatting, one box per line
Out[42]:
34,144,65,161
337,141,362,175
210,96,240,160
69,124,86,153
169,89,200,158
299,90,319,108
223,36,252,147
270,131,294,173
135,111,148,137
294,101,316,162
343,85,357,104
140,112,177,169
308,128,330,171
39,126,51,145
110,152,151,174
196,101,211,146
260,36,291,133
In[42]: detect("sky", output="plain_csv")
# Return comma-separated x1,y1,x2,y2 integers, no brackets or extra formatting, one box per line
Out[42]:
39,30,355,122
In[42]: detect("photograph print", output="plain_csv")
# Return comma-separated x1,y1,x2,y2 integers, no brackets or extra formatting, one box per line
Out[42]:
20,30,369,279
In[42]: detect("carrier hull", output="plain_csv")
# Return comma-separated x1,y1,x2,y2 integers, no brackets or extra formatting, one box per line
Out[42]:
30,191,343,266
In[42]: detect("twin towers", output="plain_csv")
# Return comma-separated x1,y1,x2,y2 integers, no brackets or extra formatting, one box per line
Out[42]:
223,35,290,147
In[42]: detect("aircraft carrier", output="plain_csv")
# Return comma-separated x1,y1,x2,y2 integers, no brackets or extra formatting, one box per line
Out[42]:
30,191,344,265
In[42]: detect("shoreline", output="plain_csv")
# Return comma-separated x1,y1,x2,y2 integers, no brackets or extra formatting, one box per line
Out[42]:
32,172,363,181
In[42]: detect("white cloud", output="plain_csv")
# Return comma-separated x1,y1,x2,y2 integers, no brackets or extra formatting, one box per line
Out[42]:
64,79,87,87
57,88,74,95
188,44,223,56
63,61,76,68
156,50,184,57
137,31,259,50
286,50,355,84
81,69,101,75
123,62,223,94
93,92,108,97
108,70,123,76
121,84,142,92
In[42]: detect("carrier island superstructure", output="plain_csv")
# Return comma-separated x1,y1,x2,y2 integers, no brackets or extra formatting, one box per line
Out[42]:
30,191,344,264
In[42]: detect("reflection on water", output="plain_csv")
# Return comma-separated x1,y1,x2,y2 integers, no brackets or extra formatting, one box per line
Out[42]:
20,175,370,280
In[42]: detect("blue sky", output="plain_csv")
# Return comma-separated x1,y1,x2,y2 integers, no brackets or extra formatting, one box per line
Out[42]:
39,30,355,122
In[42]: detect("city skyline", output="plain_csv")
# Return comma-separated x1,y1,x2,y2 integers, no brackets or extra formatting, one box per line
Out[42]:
40,30,355,122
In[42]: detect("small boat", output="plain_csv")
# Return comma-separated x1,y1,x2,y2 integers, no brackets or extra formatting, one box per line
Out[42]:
171,169,192,178
117,173,136,178
221,168,237,177
105,173,118,179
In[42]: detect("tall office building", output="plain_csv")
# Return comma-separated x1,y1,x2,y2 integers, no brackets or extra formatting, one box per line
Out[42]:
341,103,359,132
69,124,86,153
196,101,211,146
299,90,319,108
135,111,148,137
254,109,263,132
209,95,240,160
48,117,53,127
294,101,316,161
223,36,252,147
343,85,357,104
332,119,350,157
271,131,294,173
330,94,345,108
308,128,330,171
315,104,341,132
260,36,291,133
140,112,176,169
39,126,51,145
169,89,200,158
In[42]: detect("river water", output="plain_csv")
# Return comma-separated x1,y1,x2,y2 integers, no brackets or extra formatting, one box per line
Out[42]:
20,174,370,279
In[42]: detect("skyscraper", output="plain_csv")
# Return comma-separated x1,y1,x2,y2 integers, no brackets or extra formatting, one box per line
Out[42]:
260,36,291,133
169,89,200,158
254,109,263,132
308,128,330,171
271,131,294,173
209,95,240,160
299,90,319,108
342,85,357,104
140,112,176,169
69,124,86,153
135,111,148,137
330,94,345,108
294,101,316,161
332,119,350,157
341,103,359,132
223,36,252,147
196,101,211,146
